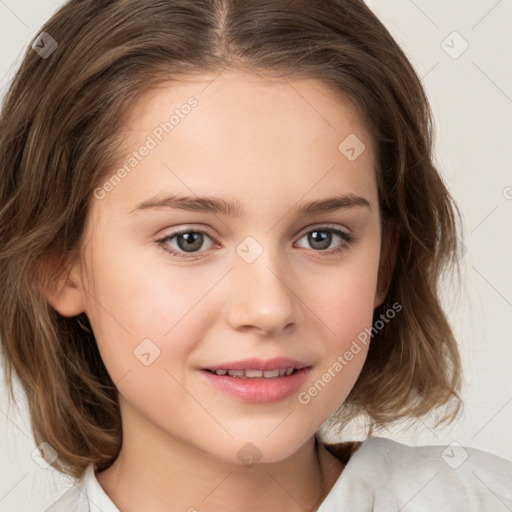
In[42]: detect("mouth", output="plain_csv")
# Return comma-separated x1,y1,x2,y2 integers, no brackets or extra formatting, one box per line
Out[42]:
199,358,312,403
203,367,300,378
201,357,310,377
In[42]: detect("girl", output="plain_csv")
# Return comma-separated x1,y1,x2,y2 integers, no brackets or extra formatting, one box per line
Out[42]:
0,0,510,511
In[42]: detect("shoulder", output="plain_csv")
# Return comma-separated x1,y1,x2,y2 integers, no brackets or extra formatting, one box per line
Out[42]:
45,463,119,512
45,483,89,512
324,437,512,511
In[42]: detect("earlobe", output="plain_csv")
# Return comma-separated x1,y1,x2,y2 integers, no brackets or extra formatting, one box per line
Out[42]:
374,221,399,309
34,255,86,317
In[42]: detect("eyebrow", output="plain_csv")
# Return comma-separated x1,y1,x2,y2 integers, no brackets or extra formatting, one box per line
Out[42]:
129,193,371,216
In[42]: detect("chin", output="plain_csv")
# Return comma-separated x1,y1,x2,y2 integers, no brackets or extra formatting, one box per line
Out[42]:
203,433,312,467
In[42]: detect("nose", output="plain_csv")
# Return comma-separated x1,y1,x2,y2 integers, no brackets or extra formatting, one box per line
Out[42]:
225,245,301,336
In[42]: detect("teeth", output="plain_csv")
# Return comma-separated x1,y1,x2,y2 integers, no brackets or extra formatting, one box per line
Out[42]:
245,369,263,378
213,367,296,378
227,369,245,377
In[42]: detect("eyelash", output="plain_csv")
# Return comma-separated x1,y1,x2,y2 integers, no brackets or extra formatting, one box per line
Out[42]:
156,225,356,261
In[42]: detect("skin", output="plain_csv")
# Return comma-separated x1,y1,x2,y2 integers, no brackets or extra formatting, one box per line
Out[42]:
46,69,396,512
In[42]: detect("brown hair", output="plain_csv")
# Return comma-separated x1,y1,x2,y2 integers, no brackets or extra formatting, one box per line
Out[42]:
0,0,463,479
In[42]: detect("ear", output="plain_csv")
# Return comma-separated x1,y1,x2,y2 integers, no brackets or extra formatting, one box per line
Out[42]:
34,254,86,317
374,220,399,309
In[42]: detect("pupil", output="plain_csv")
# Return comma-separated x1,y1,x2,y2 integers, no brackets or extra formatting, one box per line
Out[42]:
309,230,331,250
178,232,203,252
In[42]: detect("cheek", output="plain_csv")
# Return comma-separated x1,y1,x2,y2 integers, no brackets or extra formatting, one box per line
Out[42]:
84,250,219,379
317,251,380,345
298,278,374,420
300,248,379,404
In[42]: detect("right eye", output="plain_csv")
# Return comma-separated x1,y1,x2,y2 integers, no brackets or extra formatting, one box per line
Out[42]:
156,228,218,259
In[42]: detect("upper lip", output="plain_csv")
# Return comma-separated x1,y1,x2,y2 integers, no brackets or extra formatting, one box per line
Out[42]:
201,357,311,372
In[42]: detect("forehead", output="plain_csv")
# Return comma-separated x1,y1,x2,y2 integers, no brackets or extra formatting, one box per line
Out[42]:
91,69,377,221
122,68,373,156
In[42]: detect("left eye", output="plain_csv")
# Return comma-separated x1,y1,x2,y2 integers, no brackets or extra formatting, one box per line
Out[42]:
295,228,354,253
156,226,354,259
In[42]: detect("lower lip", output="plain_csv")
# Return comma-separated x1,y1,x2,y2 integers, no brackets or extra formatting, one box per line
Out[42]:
199,368,311,404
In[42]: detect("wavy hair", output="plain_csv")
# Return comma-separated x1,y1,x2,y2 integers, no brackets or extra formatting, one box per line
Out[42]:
0,0,463,479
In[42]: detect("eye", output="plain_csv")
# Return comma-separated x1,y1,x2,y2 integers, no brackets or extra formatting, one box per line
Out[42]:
156,225,356,260
295,226,355,255
156,228,216,260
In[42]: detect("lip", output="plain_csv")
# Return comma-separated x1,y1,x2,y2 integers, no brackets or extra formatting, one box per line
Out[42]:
201,357,310,372
199,357,312,404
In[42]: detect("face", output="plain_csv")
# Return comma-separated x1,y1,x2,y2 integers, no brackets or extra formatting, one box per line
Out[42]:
61,70,386,465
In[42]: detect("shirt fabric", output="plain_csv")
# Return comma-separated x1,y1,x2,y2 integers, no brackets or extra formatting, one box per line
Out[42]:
45,436,512,511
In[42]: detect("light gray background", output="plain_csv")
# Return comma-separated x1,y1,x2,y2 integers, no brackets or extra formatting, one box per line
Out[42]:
1,0,511,510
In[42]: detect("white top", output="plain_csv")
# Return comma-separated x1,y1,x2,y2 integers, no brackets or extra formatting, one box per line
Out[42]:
45,437,512,511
